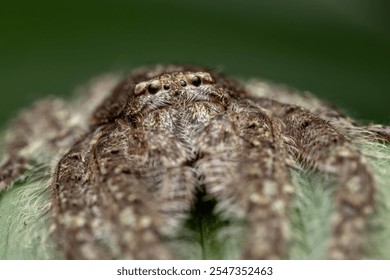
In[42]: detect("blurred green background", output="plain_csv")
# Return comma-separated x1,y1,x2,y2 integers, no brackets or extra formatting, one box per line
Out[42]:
1,0,389,128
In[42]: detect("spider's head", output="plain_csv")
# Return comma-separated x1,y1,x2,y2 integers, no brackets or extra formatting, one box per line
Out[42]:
126,70,234,116
133,71,216,97
90,65,248,127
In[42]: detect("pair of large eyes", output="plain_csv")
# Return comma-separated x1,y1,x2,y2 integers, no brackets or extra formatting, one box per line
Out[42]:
147,75,202,94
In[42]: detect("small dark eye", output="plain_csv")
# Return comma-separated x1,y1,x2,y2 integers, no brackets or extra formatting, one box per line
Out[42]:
148,83,159,94
191,76,202,87
163,84,170,90
180,80,187,87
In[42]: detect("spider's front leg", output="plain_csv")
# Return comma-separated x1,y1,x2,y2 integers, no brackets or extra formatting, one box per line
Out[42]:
196,110,291,259
52,124,182,259
258,98,375,259
51,136,110,259
53,120,196,259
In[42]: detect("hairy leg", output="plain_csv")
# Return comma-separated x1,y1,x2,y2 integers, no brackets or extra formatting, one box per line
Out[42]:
258,98,375,259
53,123,177,259
51,134,110,259
246,80,390,142
0,98,71,191
91,126,175,259
0,75,120,192
92,122,199,258
53,119,197,259
196,109,291,259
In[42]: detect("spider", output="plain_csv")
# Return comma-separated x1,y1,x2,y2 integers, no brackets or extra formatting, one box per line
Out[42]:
0,64,389,259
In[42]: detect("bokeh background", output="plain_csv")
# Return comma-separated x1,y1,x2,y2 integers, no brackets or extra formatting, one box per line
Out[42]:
1,0,389,128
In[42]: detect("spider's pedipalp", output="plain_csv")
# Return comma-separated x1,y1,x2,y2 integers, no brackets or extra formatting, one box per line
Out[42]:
133,129,198,236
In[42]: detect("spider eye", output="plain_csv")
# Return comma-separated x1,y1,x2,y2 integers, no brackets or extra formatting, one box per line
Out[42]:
163,84,170,90
148,83,160,94
180,80,187,87
191,76,202,87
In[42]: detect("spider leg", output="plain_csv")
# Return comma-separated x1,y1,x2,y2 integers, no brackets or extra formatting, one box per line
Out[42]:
0,98,71,191
361,124,390,142
196,110,291,259
258,98,375,259
246,79,325,110
246,81,390,142
90,126,177,259
53,120,195,259
51,135,110,259
90,123,197,258
0,75,119,192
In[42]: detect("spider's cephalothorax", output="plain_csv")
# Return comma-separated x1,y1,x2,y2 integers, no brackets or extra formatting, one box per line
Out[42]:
1,65,389,259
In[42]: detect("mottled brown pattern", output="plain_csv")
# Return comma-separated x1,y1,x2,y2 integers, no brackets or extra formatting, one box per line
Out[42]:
0,65,389,259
